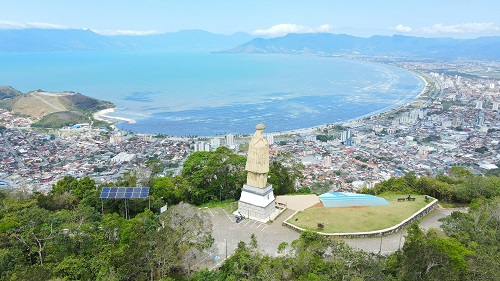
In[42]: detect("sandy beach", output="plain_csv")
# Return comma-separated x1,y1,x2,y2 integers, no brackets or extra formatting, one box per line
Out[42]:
93,108,137,124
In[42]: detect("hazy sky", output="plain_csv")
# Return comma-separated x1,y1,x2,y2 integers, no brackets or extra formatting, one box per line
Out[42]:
1,0,499,38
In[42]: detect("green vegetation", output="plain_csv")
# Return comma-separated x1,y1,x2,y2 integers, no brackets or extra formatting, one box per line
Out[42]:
0,177,214,280
59,93,114,112
291,194,429,233
474,146,488,154
0,86,22,100
359,168,500,204
316,134,334,142
31,111,87,128
145,157,165,175
1,165,499,280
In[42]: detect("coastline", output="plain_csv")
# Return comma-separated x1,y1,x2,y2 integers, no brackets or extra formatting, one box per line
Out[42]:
93,108,137,124
109,71,429,139
272,70,430,137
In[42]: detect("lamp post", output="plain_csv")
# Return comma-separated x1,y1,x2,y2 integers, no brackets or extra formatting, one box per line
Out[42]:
379,234,383,254
224,239,227,259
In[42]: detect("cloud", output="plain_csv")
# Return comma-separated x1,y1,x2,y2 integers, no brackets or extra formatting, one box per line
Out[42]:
421,23,500,34
395,24,412,33
91,29,163,36
252,24,334,37
0,20,161,36
0,20,68,29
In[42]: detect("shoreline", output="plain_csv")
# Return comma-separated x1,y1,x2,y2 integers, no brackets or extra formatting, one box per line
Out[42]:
271,71,430,137
109,72,429,139
93,107,137,124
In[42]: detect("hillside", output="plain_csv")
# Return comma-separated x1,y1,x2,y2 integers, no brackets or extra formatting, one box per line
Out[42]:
0,87,115,128
0,86,23,99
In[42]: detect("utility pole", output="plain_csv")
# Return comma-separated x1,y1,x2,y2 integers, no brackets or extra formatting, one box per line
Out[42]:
225,239,228,259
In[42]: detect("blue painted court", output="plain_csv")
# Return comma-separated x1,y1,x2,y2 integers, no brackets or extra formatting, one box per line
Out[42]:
319,192,390,208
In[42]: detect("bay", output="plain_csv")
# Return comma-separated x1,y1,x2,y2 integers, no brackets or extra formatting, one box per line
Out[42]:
0,50,424,136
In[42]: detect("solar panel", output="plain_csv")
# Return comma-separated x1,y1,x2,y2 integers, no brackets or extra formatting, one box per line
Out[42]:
99,187,150,199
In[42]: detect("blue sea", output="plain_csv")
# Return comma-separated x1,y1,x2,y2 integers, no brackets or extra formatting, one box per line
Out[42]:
0,51,424,136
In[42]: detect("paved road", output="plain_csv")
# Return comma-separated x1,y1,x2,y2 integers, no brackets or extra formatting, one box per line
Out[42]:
206,206,463,264
344,208,460,254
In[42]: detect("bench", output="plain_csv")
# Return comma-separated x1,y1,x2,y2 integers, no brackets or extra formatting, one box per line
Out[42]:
398,198,406,202
407,198,416,201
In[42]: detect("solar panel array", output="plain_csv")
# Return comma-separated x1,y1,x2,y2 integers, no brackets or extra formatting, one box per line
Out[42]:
99,187,150,199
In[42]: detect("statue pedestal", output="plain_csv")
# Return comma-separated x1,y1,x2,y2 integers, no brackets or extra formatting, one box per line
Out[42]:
238,184,277,222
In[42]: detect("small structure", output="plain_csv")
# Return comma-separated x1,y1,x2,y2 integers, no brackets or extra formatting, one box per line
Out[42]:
99,187,150,219
319,192,390,207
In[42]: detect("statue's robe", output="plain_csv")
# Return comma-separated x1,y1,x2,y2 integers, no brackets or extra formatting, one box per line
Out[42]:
245,131,269,188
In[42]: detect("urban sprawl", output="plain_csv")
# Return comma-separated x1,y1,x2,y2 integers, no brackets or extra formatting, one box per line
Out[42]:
1,59,499,193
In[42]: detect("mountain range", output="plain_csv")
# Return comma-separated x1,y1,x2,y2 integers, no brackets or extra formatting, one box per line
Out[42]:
223,33,500,60
0,28,499,60
0,29,254,52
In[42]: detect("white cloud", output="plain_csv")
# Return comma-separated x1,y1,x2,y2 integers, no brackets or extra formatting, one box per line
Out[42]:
27,22,68,29
252,24,334,37
395,24,412,33
421,23,500,34
92,29,163,36
0,20,68,29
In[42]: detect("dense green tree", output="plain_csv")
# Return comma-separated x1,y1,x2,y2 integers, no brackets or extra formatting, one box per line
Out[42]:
396,223,472,280
269,152,304,195
182,147,246,205
153,202,214,277
439,197,500,280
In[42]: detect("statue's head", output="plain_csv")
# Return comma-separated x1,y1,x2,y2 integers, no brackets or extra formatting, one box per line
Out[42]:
256,123,265,131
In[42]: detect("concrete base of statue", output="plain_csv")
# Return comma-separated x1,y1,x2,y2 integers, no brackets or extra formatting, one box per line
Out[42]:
238,184,280,223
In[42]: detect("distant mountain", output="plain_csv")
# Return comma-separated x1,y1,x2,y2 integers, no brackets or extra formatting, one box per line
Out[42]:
0,29,127,52
223,33,500,60
2,29,498,59
115,29,254,51
0,29,254,52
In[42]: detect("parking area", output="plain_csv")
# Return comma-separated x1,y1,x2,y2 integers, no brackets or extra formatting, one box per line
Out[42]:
205,206,300,264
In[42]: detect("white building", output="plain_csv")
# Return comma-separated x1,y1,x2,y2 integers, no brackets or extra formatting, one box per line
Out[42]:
111,152,136,163
225,134,235,146
475,101,483,110
210,138,221,149
323,155,332,167
194,142,210,152
266,134,274,144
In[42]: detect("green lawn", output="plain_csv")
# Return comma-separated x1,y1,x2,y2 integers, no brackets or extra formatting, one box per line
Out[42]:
288,194,431,233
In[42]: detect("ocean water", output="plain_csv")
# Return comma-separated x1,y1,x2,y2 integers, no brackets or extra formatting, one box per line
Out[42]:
0,51,423,136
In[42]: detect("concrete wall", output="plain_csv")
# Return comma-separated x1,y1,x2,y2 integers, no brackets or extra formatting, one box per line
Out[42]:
283,197,438,238
239,200,276,221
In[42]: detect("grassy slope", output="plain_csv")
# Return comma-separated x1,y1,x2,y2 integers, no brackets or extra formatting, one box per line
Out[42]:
289,194,430,233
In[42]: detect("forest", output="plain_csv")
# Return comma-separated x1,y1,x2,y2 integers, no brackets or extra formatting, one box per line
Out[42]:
0,148,499,280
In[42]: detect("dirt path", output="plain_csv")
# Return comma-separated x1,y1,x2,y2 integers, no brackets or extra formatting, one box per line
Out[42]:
33,94,65,112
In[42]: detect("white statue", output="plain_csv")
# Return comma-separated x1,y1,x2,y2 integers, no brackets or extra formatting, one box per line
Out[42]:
245,124,269,188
